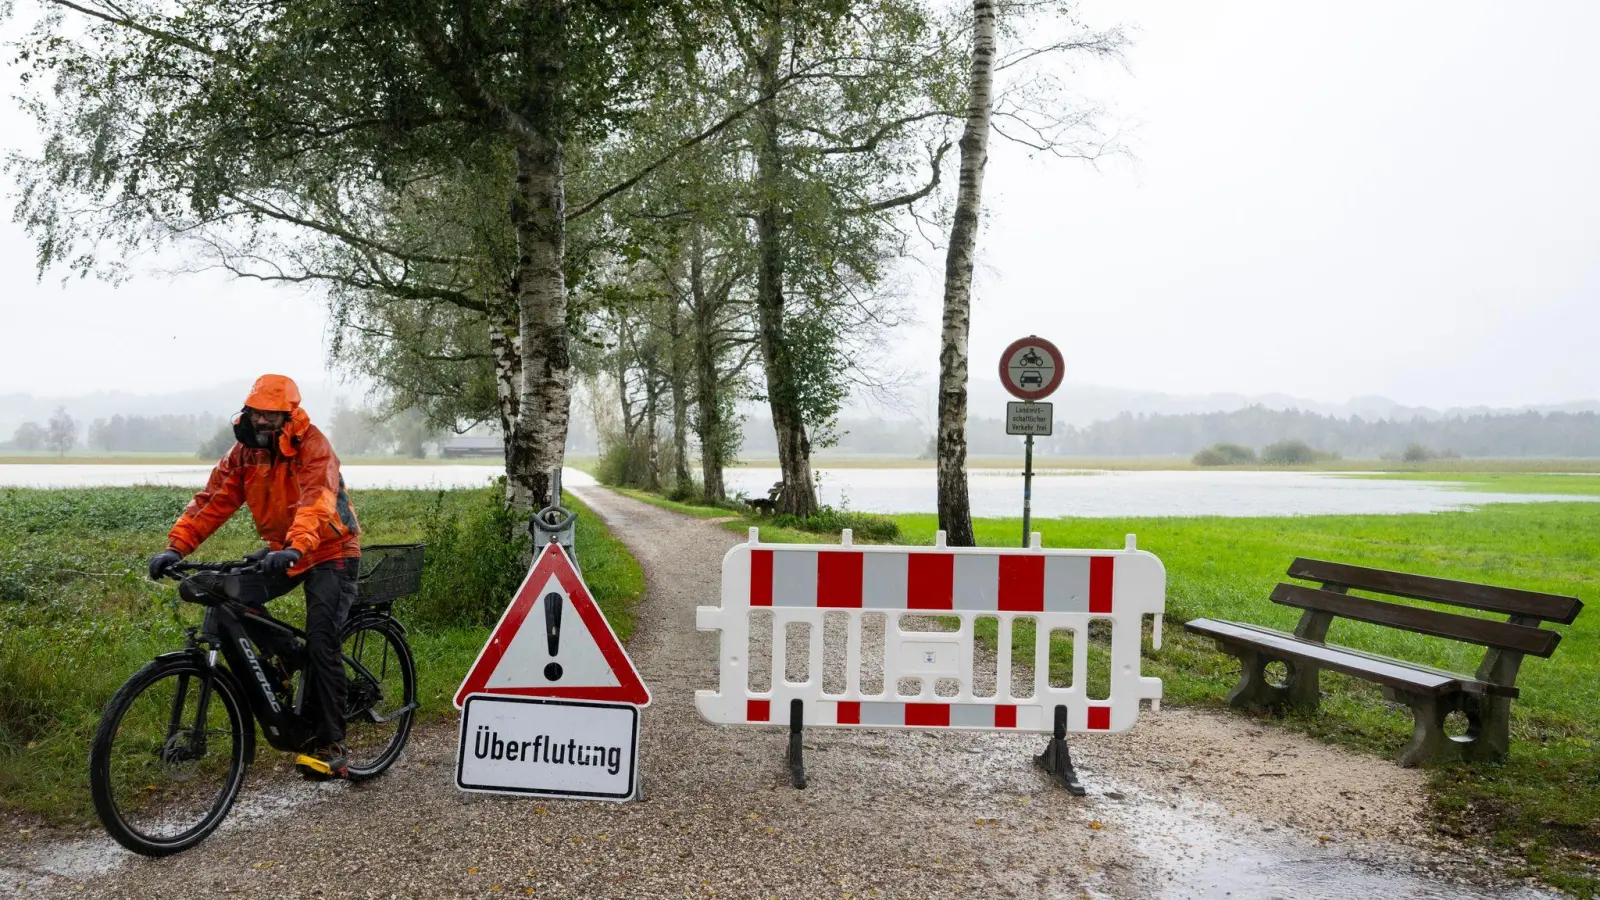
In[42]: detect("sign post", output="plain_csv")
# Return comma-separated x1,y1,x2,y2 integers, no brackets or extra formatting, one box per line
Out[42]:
999,336,1064,548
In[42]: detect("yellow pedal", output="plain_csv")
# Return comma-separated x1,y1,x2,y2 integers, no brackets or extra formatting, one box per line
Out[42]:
294,754,333,775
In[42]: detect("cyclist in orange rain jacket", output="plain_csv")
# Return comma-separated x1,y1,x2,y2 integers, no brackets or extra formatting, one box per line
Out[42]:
147,374,362,778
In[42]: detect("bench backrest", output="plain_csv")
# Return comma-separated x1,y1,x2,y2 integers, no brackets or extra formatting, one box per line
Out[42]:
1286,559,1583,624
1273,559,1583,682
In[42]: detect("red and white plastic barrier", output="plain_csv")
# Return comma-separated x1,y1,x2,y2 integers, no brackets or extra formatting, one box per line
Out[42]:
696,529,1166,734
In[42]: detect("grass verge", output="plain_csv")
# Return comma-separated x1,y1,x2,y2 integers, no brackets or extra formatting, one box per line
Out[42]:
615,479,1599,894
0,485,644,826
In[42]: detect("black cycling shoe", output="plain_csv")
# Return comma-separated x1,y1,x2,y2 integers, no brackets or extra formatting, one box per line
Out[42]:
294,743,349,780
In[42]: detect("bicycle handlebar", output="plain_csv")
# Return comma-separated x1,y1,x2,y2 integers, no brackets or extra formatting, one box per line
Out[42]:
166,559,261,579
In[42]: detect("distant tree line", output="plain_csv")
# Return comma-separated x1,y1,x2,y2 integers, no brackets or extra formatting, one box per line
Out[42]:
3,408,81,456
87,414,222,453
1040,406,1600,459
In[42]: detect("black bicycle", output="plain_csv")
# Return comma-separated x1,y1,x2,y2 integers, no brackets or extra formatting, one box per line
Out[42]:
88,544,425,856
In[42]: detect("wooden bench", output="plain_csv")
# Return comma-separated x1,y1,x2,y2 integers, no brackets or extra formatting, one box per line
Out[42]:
1185,558,1583,766
746,481,786,516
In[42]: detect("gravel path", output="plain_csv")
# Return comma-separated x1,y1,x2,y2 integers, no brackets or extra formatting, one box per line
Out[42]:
0,487,1560,899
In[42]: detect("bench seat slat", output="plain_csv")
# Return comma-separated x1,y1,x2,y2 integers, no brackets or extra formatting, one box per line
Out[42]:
1271,583,1563,657
1183,618,1517,698
1288,558,1582,624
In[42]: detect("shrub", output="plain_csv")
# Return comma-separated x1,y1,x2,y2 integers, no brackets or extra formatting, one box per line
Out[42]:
1260,439,1338,466
1401,442,1435,463
196,422,236,459
595,431,673,489
1192,443,1257,466
665,478,701,503
410,486,528,628
772,506,900,542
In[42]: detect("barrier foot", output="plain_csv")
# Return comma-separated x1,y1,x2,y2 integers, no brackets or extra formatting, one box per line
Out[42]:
787,699,807,789
1035,705,1086,796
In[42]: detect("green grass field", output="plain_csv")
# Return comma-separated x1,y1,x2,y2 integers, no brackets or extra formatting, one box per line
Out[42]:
620,474,1600,894
1355,471,1600,495
0,485,642,826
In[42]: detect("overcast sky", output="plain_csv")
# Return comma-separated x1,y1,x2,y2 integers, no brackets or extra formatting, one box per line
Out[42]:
2,1,1597,410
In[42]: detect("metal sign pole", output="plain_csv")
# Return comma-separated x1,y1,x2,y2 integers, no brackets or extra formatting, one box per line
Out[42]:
1000,336,1062,549
1021,431,1034,549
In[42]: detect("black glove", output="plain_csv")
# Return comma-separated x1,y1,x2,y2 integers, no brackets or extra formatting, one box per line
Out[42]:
148,549,183,581
261,548,302,574
244,546,273,563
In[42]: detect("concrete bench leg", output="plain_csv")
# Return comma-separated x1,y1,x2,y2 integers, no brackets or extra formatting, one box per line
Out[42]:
1223,648,1320,711
1385,689,1482,767
1460,695,1511,763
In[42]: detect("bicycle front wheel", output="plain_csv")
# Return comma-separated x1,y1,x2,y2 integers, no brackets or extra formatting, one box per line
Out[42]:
341,616,416,780
89,656,252,856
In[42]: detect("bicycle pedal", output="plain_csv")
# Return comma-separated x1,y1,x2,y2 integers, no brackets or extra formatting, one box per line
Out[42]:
293,754,342,778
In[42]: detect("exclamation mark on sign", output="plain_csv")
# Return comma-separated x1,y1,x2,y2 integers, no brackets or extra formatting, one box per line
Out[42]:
543,592,564,681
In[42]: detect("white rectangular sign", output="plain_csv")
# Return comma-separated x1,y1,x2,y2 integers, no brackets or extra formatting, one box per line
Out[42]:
1006,401,1053,436
456,694,639,801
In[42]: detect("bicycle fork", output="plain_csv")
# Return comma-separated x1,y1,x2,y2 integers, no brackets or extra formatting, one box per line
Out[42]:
166,623,220,766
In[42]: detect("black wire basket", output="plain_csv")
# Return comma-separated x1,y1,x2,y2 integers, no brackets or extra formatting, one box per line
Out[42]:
356,543,426,606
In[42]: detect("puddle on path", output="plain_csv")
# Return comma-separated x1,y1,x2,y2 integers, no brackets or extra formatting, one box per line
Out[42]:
1099,780,1557,900
0,769,332,895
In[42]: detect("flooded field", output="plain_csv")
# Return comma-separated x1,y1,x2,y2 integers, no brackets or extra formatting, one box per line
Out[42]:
0,464,1590,518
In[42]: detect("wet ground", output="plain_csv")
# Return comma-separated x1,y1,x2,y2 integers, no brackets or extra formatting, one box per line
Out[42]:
0,486,1568,899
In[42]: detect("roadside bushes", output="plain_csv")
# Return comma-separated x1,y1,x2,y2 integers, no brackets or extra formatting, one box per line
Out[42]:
595,430,684,492
1192,443,1257,466
410,486,527,628
772,506,900,542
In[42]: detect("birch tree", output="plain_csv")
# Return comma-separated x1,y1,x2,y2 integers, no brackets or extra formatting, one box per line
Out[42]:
936,1,1128,544
8,0,736,514
722,0,962,516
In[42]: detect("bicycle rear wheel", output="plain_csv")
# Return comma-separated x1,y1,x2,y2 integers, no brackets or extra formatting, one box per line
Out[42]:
341,616,416,780
89,656,252,856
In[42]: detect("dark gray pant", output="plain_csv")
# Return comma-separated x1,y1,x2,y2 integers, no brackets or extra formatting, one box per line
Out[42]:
253,557,358,747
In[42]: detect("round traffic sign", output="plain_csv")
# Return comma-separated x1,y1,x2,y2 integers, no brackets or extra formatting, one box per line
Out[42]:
998,336,1064,401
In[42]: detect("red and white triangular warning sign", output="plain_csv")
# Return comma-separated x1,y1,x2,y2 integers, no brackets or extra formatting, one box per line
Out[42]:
454,543,650,709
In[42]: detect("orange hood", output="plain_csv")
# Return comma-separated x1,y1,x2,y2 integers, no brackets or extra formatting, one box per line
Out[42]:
244,374,302,412
241,375,311,456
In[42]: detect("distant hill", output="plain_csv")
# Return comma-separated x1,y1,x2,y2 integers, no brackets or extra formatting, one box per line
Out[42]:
950,379,1600,429
0,377,357,443
11,377,1600,459
1036,406,1600,459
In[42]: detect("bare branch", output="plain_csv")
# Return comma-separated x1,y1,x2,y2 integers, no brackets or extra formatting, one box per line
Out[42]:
848,141,952,214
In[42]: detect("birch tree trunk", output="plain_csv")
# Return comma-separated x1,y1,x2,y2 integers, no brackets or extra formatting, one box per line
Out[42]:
510,126,570,515
936,0,997,547
489,295,535,513
752,21,819,519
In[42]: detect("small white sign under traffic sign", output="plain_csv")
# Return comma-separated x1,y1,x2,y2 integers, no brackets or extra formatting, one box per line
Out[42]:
999,335,1065,547
456,694,640,801
1006,401,1053,436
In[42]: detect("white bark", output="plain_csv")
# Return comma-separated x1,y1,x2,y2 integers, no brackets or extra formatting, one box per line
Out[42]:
511,134,571,516
936,0,997,547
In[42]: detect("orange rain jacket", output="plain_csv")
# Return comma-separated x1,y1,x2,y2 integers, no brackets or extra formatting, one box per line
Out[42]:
167,375,360,576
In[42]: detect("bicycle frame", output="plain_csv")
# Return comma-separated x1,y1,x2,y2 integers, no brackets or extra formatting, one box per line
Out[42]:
183,602,315,752
170,592,407,755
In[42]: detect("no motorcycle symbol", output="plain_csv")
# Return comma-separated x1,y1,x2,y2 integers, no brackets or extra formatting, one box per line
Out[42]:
1000,336,1064,401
